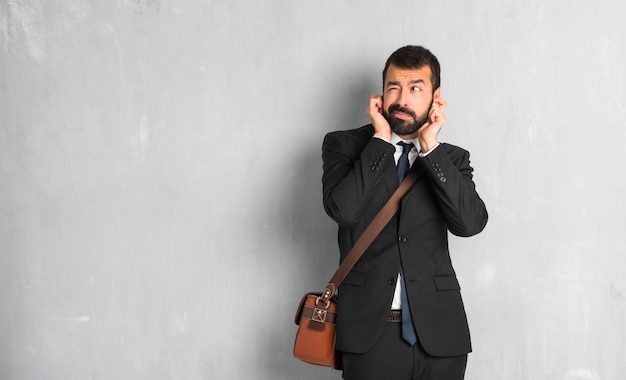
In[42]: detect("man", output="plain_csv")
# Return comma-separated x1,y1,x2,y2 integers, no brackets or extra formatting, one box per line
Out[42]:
322,45,488,379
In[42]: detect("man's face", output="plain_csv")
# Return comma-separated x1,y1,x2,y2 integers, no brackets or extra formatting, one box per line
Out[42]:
382,64,439,138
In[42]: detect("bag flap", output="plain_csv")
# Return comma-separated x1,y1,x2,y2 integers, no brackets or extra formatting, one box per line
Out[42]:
294,293,320,325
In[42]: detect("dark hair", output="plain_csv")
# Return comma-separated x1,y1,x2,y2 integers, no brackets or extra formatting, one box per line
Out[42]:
382,45,441,92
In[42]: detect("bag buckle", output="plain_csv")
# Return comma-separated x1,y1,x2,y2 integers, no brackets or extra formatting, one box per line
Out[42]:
312,308,328,323
316,283,336,309
315,296,331,309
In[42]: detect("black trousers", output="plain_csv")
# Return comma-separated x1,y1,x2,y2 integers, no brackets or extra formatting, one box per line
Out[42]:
341,321,467,380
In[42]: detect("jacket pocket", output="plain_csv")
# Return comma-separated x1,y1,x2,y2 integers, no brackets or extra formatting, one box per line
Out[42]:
434,275,460,291
343,270,366,286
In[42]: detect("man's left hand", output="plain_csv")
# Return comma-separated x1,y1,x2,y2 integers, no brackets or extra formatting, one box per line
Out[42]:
417,98,447,153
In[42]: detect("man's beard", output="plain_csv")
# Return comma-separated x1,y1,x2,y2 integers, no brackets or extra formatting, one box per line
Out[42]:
383,101,432,136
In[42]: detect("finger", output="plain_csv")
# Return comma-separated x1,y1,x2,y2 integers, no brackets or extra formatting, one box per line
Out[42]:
367,95,381,112
436,98,447,113
370,94,382,103
430,108,446,125
429,107,439,123
366,96,376,111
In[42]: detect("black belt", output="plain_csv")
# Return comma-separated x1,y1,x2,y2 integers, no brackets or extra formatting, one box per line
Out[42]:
388,310,402,322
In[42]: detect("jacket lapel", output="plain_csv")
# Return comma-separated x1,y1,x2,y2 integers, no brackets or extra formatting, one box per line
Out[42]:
382,158,400,196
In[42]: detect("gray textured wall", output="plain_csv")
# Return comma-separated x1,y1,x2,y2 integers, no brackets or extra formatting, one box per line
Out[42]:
1,1,626,379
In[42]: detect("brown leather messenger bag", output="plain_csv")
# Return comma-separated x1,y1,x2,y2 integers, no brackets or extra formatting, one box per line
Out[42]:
293,168,424,369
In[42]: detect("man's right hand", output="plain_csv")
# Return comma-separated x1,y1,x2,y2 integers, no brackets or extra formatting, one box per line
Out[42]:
365,95,392,142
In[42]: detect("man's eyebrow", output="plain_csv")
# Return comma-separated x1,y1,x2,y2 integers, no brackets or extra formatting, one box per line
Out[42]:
385,79,425,87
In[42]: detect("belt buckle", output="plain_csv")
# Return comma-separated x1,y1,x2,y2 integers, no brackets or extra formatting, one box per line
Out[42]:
388,310,402,322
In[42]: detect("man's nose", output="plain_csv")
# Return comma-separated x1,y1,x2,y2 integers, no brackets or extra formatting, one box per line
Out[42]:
397,88,409,106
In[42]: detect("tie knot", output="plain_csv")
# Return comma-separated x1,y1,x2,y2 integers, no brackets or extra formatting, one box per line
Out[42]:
397,141,414,156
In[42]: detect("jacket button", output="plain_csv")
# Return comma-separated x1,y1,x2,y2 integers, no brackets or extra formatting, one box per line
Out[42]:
398,236,407,243
440,177,447,182
387,278,395,285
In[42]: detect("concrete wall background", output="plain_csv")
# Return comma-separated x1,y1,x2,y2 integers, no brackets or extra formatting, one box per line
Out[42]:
1,1,625,379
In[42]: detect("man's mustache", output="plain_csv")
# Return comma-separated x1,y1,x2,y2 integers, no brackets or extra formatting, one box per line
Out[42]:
388,104,416,119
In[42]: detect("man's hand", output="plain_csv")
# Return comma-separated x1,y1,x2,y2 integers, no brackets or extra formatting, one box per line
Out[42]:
365,95,392,142
417,97,447,152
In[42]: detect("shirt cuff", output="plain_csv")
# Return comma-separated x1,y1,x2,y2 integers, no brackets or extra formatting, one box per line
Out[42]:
418,143,441,157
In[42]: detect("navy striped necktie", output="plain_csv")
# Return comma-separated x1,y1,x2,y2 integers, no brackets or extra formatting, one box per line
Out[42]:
397,141,413,183
396,141,418,345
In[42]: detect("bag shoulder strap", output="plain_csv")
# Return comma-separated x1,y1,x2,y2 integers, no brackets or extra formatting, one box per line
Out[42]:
318,168,424,303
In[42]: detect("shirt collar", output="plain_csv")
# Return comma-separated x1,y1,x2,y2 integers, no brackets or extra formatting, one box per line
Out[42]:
390,132,420,154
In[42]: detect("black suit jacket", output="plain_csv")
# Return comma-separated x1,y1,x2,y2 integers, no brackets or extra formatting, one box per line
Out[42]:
322,125,488,357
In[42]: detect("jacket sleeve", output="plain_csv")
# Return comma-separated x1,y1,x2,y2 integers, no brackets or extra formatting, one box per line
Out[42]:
420,144,488,237
321,131,395,227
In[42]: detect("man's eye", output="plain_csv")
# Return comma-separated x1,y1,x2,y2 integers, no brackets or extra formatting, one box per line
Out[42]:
412,86,421,91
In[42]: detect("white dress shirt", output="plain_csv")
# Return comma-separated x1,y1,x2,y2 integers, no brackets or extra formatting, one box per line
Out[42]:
381,133,440,310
